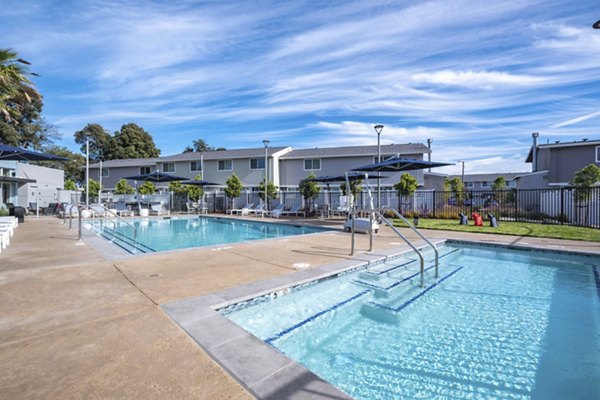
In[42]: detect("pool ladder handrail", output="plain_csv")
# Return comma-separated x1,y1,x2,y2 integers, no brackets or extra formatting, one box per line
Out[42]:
70,204,138,250
378,206,439,280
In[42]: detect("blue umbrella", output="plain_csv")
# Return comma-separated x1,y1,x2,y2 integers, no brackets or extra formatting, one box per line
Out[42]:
0,144,69,161
352,157,452,172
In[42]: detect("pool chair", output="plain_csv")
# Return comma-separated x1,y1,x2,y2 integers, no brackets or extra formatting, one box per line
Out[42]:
115,202,134,217
0,216,18,229
186,201,198,214
279,202,305,218
0,226,10,249
249,202,267,217
229,202,253,215
62,204,79,218
149,202,164,216
0,220,15,236
90,205,107,218
268,203,285,218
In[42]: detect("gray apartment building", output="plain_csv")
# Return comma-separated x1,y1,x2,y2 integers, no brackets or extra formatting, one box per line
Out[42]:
519,133,600,188
89,143,431,192
449,172,524,190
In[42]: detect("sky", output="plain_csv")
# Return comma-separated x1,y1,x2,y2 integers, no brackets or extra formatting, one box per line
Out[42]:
2,0,600,175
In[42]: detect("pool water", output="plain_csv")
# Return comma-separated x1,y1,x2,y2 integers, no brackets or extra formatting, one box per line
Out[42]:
85,216,328,253
221,243,600,399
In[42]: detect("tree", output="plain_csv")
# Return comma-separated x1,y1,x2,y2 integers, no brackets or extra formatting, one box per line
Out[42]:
112,123,160,159
185,138,226,153
224,173,243,210
64,179,77,190
114,179,135,194
299,172,320,214
258,179,278,208
394,173,418,212
74,123,114,162
444,177,465,204
340,179,363,196
0,48,42,124
38,146,85,183
570,164,600,224
492,176,506,191
0,121,19,145
137,181,156,195
84,178,101,200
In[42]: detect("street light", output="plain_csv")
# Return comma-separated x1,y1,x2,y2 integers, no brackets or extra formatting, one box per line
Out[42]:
85,138,89,206
263,139,270,211
374,124,384,208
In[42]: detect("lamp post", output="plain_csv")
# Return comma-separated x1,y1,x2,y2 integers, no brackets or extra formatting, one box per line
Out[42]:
458,160,465,184
98,159,102,204
263,139,270,211
85,138,89,206
374,124,384,209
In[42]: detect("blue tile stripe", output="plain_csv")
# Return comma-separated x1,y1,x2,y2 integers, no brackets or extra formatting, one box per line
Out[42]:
370,266,464,313
593,265,600,301
265,290,370,345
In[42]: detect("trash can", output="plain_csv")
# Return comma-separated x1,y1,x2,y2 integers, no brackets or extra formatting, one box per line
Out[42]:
9,206,26,223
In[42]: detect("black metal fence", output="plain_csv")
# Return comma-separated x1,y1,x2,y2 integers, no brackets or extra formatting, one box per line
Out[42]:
170,187,600,229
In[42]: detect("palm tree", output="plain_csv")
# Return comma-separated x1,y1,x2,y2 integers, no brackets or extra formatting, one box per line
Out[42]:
0,48,42,124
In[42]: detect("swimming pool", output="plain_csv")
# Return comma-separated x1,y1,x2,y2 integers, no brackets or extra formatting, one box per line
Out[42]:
221,242,600,399
84,216,329,253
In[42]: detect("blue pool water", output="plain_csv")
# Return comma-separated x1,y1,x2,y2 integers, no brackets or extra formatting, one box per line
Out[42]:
85,216,328,253
221,243,600,399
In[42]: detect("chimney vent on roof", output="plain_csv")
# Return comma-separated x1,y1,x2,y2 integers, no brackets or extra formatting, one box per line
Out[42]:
555,140,560,144
583,138,588,141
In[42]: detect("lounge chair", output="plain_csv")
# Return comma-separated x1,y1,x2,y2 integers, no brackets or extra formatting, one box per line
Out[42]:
0,225,10,249
279,202,305,218
268,203,285,218
90,205,107,218
28,202,37,214
149,202,163,216
249,202,267,217
229,202,253,215
186,201,197,214
115,202,134,217
0,221,15,236
0,216,18,229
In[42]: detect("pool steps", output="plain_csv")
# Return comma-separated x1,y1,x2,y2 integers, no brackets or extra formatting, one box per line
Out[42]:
92,226,154,254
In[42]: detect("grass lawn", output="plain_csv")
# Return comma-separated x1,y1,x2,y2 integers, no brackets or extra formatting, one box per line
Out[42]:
392,218,600,242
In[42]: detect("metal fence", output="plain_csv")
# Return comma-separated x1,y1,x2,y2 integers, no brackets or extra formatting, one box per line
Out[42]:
195,187,599,228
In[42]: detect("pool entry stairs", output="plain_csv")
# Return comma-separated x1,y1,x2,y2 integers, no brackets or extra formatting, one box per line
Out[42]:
356,247,465,323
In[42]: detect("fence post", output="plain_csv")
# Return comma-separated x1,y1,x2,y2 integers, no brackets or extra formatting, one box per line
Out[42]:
213,192,216,213
560,186,565,225
432,190,436,218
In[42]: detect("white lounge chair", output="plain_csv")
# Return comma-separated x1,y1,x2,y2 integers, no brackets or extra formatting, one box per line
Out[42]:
343,215,379,233
0,216,17,229
0,227,10,249
249,202,267,217
229,202,253,215
149,202,163,216
279,202,305,218
268,203,285,218
115,202,134,217
90,205,107,218
0,221,15,236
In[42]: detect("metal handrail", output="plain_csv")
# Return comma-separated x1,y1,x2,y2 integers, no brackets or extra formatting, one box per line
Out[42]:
380,206,439,279
375,210,426,287
71,204,138,249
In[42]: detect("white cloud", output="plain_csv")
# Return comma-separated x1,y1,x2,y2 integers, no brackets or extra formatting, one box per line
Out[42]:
551,110,600,128
411,70,547,89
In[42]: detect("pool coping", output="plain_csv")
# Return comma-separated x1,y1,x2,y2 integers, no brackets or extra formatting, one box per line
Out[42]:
161,238,600,399
161,241,445,399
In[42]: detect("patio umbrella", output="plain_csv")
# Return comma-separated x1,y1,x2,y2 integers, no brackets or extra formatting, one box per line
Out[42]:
0,144,69,161
123,170,188,183
352,157,452,172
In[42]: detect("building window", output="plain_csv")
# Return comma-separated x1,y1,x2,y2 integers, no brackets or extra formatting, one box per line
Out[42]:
596,146,600,162
465,182,474,188
218,160,233,171
507,180,516,188
101,168,109,177
304,159,321,170
190,161,202,172
481,181,490,187
140,166,151,175
162,163,175,173
250,158,265,170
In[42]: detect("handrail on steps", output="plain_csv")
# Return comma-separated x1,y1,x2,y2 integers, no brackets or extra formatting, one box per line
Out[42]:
379,206,439,280
69,204,138,250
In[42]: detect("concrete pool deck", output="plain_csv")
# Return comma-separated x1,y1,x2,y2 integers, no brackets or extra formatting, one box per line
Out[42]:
1,215,599,399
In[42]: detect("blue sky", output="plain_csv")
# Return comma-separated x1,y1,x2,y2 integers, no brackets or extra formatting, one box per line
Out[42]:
2,0,599,174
